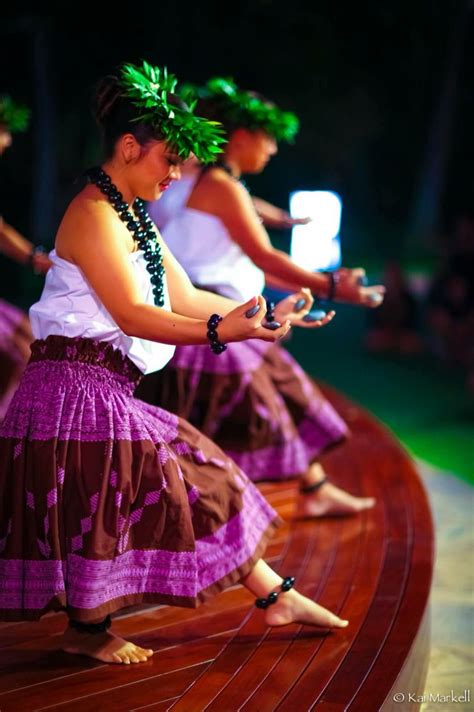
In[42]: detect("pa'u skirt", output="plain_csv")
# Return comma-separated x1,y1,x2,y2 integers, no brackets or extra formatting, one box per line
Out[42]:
136,340,349,482
0,335,280,622
0,299,29,420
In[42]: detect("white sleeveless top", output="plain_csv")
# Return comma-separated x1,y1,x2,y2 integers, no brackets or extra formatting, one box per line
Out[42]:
162,176,265,302
30,249,175,375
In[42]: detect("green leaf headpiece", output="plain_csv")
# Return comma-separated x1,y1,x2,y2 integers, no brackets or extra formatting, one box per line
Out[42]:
180,77,299,143
119,61,226,163
0,95,30,133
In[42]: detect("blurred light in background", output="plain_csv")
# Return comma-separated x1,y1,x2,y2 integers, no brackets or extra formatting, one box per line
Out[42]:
290,190,342,271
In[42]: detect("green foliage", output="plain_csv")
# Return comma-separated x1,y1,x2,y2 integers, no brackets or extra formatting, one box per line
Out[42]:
181,77,299,143
0,95,30,132
120,61,226,163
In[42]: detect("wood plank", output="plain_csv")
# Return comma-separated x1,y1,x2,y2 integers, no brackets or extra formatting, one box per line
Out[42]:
0,635,228,711
0,382,434,711
167,491,337,710
37,660,210,712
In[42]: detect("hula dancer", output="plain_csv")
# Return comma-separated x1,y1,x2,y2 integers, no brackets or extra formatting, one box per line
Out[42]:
137,78,384,517
0,96,51,419
0,62,348,666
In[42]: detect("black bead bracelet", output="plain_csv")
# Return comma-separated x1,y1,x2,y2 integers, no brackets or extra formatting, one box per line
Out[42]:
322,271,340,301
255,576,296,609
207,313,227,355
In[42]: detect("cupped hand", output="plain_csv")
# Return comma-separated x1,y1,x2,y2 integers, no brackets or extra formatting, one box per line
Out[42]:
335,273,385,308
219,295,292,344
336,267,366,285
273,288,313,323
274,288,336,329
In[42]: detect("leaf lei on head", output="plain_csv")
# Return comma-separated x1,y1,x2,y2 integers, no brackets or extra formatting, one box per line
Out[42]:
0,95,30,132
181,77,299,143
119,61,226,163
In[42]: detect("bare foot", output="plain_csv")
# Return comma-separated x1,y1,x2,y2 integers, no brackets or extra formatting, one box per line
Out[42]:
297,481,376,518
61,626,154,664
264,589,348,629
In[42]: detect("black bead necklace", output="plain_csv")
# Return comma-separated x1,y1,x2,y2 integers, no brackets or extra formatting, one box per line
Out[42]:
86,166,166,307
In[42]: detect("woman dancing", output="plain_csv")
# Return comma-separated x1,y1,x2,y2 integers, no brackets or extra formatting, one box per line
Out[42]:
136,78,385,518
0,62,348,666
0,96,51,418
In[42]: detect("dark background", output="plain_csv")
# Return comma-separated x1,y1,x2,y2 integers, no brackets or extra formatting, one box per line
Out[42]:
0,1,472,479
1,1,473,279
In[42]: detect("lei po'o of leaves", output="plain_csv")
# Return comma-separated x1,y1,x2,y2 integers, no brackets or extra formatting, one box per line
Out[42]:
119,61,226,163
0,95,30,133
181,77,299,143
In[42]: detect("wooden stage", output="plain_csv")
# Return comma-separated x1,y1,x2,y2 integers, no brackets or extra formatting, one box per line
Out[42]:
0,386,434,711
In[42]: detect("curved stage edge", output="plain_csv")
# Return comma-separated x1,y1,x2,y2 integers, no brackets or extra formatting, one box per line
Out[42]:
0,383,435,711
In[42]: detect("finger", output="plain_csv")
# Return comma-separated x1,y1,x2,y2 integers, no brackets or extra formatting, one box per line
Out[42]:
363,292,384,307
302,309,327,323
294,298,307,312
245,302,260,318
301,311,335,328
300,287,314,311
292,288,313,313
256,320,291,341
242,295,260,318
275,320,292,339
244,294,267,326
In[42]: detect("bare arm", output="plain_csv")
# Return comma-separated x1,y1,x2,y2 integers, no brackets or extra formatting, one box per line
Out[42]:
189,172,384,307
252,196,311,229
0,218,52,272
189,173,331,295
264,271,307,293
0,218,33,264
55,192,289,346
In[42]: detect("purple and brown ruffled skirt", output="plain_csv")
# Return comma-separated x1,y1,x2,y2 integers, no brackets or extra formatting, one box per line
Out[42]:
0,335,280,622
135,340,349,482
0,299,30,420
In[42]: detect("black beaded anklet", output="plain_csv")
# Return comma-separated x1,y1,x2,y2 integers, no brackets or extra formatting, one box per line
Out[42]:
255,576,296,609
207,313,227,355
300,476,328,494
69,614,112,635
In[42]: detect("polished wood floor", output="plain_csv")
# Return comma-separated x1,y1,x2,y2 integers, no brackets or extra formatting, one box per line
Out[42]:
0,386,434,711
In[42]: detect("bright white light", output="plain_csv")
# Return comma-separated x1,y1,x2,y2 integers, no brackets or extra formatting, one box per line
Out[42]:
290,191,342,271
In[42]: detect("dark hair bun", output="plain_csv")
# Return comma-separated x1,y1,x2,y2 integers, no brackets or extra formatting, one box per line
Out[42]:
93,75,122,127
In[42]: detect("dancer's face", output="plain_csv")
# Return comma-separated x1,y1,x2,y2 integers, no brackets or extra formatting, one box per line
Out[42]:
116,135,183,201
0,125,12,156
228,128,278,174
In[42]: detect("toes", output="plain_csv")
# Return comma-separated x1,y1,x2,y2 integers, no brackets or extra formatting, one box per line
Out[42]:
136,646,154,657
358,498,376,510
330,615,349,628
